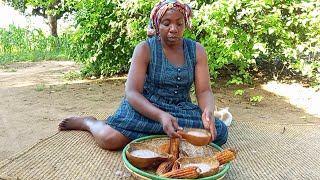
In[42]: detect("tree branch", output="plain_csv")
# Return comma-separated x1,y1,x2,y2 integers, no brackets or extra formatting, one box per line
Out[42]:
32,7,46,18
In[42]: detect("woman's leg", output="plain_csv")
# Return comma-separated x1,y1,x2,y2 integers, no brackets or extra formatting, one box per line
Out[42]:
59,116,131,150
212,119,228,146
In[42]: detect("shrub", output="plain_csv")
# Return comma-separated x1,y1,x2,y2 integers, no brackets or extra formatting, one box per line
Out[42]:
68,0,153,77
192,0,320,84
68,0,320,84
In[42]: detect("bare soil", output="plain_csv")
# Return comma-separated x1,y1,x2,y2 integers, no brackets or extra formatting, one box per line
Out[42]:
0,60,319,162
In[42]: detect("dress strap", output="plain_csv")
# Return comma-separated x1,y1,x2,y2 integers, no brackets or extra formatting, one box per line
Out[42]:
183,38,197,67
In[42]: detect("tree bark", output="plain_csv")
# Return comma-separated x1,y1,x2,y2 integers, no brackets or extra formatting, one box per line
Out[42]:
47,0,60,37
48,15,58,37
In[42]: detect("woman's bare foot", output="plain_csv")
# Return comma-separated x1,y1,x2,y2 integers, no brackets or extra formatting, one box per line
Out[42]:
59,116,97,131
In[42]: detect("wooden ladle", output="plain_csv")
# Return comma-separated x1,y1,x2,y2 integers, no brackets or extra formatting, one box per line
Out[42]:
177,128,212,146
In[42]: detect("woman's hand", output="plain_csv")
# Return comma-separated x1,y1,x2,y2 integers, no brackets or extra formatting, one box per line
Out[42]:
159,113,182,138
202,107,217,141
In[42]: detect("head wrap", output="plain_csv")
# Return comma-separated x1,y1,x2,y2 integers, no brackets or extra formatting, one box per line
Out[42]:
148,0,193,37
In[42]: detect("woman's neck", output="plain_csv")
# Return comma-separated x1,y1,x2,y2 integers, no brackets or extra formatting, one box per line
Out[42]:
160,38,184,50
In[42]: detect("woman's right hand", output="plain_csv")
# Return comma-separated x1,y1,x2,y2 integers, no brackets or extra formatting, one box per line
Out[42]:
159,113,182,138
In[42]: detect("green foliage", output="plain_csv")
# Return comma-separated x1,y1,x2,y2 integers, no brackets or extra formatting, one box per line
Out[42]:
4,0,73,36
3,0,319,84
192,0,320,84
0,25,71,64
250,95,264,103
4,0,69,18
57,0,320,83
234,89,245,96
68,0,153,77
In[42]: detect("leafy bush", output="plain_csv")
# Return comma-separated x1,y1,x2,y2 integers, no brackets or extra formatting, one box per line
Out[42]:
193,0,320,84
67,0,153,77
68,0,320,84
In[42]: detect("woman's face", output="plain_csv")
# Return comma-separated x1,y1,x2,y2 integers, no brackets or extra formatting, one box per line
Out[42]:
159,9,185,45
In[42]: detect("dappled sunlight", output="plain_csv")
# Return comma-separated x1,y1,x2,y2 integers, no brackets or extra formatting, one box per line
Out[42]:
262,81,320,118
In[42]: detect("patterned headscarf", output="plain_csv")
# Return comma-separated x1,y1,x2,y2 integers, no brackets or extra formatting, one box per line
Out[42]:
148,0,193,37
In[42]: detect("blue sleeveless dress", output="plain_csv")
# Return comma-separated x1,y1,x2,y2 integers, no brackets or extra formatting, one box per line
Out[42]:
106,36,228,146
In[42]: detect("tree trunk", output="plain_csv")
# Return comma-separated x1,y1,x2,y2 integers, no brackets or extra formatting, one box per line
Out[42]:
47,0,60,37
48,15,58,37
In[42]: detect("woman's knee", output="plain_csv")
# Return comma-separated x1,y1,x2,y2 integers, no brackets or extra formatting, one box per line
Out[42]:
213,119,229,146
96,129,130,150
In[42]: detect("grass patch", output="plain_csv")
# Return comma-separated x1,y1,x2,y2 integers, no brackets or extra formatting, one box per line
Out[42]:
34,84,46,91
64,70,82,80
0,51,70,65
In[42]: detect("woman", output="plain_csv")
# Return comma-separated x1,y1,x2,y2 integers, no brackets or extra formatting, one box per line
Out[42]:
59,0,228,150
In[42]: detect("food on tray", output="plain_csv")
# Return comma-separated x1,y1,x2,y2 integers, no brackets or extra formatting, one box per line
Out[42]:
176,157,219,177
187,131,208,137
179,149,189,157
130,149,158,158
159,143,170,154
156,155,177,175
213,148,237,164
171,160,180,171
161,166,201,179
125,138,237,179
169,138,180,158
126,142,170,168
183,163,211,172
156,137,181,175
177,128,212,146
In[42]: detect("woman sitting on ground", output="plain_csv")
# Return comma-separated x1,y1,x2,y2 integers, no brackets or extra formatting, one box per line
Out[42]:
59,0,228,150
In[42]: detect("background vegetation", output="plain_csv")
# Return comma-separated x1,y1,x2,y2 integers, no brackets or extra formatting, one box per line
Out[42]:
1,0,319,85
0,25,71,64
4,0,71,37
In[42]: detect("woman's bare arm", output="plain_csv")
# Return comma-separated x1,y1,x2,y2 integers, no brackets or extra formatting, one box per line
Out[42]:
194,42,217,140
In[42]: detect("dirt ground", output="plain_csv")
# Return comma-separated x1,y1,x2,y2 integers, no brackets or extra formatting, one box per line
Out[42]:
0,60,319,162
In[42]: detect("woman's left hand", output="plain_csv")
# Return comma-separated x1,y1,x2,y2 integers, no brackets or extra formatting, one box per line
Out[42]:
202,107,217,141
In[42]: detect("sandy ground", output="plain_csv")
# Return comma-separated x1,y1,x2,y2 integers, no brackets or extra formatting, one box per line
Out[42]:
0,60,319,162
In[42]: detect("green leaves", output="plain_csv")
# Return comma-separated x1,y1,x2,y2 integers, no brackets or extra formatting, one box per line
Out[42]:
250,95,264,103
68,0,153,76
188,0,320,85
5,0,69,17
40,0,319,84
234,89,245,96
